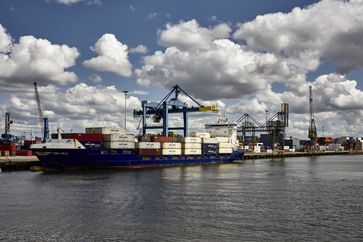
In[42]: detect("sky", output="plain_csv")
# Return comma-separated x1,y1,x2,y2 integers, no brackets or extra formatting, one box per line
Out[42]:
1,0,363,139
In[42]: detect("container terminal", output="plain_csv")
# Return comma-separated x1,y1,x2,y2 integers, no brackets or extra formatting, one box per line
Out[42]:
0,84,362,171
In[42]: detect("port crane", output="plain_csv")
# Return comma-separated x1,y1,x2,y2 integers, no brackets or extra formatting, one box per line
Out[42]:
133,85,218,136
236,103,289,149
1,112,13,140
33,82,49,142
308,86,318,150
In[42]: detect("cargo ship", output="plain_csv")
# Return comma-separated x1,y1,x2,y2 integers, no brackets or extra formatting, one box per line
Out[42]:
30,121,244,170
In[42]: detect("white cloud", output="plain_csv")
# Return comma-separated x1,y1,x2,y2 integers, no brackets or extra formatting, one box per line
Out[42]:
88,74,102,83
233,0,363,74
0,24,79,91
159,19,231,51
129,44,148,54
83,33,132,77
0,25,12,53
136,37,301,99
5,83,142,135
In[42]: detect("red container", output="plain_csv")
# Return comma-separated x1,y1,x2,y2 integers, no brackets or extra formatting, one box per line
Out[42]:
51,133,104,142
151,136,172,143
0,144,16,151
16,150,33,156
137,149,161,156
1,150,10,157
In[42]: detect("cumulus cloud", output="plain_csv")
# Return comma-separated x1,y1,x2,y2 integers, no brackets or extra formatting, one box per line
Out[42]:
83,33,132,77
88,74,102,83
5,83,142,135
136,37,301,99
129,44,148,54
159,19,231,51
233,0,363,74
0,24,80,91
0,25,12,53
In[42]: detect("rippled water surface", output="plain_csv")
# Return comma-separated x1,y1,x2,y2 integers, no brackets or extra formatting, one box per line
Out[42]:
1,155,363,241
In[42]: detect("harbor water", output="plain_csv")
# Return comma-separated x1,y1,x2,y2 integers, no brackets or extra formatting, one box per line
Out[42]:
1,155,363,241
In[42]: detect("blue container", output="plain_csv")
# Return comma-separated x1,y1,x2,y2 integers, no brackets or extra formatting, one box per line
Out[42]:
202,143,218,155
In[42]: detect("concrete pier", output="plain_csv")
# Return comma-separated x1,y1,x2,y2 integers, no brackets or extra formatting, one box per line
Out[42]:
242,151,350,160
0,156,39,171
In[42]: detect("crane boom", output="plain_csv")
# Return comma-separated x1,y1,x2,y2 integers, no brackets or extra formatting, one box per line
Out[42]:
308,85,318,149
33,82,44,137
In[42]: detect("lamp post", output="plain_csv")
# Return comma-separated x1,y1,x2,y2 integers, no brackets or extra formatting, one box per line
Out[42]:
123,90,128,131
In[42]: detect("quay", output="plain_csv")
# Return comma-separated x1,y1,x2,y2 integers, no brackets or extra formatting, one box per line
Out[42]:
0,156,39,172
242,151,351,160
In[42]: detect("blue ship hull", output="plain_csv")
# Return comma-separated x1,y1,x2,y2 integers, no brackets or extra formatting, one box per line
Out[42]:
31,148,244,169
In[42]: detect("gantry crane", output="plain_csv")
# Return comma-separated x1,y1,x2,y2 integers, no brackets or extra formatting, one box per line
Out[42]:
308,86,318,150
33,82,49,142
133,85,218,136
1,112,13,140
236,103,289,149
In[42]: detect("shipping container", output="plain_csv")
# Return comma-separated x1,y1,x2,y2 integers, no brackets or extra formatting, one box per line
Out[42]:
202,138,218,144
182,137,202,143
85,127,125,135
183,149,202,155
137,149,161,156
104,141,135,149
219,142,233,148
16,150,32,156
162,142,182,149
137,142,161,149
162,148,182,155
215,137,230,143
202,143,218,150
218,148,233,154
254,146,261,153
191,132,210,139
183,143,202,149
103,134,134,142
151,135,172,143
0,144,16,151
202,149,218,155
1,150,10,156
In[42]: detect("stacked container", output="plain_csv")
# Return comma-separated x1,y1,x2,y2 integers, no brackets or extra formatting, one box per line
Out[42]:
202,138,219,155
103,133,136,149
162,142,182,155
182,137,202,155
137,142,161,156
215,137,233,154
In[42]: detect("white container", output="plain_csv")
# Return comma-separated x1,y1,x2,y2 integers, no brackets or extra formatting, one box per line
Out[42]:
104,141,135,149
86,127,125,135
103,134,134,142
203,138,218,144
137,142,161,149
162,142,182,149
191,132,210,139
183,137,202,143
219,142,233,148
254,146,261,153
162,148,182,155
215,137,229,143
183,149,202,155
289,148,295,152
266,149,273,153
218,148,233,154
183,143,202,149
283,146,290,151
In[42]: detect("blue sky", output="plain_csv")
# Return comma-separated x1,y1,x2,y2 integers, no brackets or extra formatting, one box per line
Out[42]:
1,0,363,138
